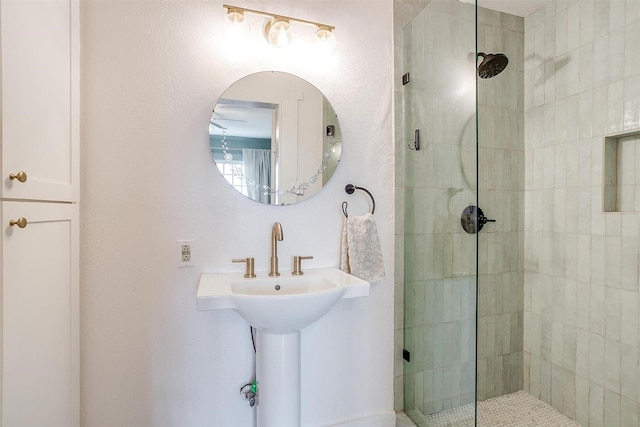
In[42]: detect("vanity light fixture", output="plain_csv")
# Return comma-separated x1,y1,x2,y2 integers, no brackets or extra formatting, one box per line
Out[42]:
222,4,335,48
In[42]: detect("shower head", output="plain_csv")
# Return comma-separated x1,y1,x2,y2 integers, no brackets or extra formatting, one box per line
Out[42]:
477,52,508,79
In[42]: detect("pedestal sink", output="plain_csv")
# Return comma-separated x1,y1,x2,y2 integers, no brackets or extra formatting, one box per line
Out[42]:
197,267,370,427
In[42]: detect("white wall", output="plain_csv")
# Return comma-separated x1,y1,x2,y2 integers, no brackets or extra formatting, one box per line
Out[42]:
81,0,394,426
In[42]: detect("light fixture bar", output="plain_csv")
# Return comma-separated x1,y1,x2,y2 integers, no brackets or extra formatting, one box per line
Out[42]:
222,4,335,31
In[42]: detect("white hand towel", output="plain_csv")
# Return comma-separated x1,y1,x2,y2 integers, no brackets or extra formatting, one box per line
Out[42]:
340,213,385,282
340,216,350,273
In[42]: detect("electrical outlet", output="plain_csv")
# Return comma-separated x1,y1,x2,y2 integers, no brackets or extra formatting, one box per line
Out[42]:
177,240,194,267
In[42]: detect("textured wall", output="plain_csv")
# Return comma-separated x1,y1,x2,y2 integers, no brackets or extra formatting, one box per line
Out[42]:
523,1,640,425
80,1,394,426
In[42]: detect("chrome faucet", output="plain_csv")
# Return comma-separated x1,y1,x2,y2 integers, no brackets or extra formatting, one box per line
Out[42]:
269,222,284,276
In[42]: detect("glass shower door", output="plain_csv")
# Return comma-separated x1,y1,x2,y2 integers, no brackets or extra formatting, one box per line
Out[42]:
401,0,479,425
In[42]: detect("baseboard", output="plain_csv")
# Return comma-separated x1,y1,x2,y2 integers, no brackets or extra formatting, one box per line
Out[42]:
327,410,396,426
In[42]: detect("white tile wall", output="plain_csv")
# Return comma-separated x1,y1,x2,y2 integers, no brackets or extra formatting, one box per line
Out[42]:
524,1,640,425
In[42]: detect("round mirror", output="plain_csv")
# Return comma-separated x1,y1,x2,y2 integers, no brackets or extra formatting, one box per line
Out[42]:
209,71,342,205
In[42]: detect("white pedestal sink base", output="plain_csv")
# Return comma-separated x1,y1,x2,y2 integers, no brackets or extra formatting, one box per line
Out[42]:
196,268,370,426
256,331,301,427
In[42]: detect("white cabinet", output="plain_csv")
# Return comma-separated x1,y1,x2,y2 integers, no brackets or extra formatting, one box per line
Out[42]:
1,0,79,202
2,202,79,427
0,0,80,425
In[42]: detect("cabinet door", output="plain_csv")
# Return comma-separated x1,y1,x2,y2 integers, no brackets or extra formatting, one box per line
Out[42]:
2,201,79,427
1,0,79,202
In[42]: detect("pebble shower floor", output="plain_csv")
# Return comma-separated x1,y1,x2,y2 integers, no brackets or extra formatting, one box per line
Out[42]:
401,391,579,427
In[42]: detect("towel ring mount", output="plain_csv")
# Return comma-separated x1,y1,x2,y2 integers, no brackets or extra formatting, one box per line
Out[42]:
342,184,376,217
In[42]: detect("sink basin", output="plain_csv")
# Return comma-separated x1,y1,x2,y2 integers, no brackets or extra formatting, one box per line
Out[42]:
197,267,369,332
231,275,337,296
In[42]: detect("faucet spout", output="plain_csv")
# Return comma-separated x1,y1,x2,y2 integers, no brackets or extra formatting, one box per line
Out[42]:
269,222,284,276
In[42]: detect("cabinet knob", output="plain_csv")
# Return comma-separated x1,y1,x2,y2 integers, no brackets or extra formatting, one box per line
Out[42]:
9,171,28,183
9,217,28,228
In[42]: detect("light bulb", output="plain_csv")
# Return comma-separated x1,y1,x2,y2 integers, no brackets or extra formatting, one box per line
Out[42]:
315,25,336,55
227,8,244,25
265,17,292,48
223,7,251,42
316,26,333,42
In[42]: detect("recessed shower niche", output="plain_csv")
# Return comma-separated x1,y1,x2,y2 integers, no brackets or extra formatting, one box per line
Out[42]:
603,129,640,212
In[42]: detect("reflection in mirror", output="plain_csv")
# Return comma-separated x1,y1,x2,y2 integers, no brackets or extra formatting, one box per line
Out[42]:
209,71,341,205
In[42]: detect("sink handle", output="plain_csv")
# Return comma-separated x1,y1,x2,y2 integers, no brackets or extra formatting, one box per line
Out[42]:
232,258,256,278
292,256,313,276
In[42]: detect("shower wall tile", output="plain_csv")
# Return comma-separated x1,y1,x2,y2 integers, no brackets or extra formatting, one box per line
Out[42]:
605,287,622,341
621,213,640,236
563,325,576,370
575,329,590,379
576,282,590,324
604,389,621,427
606,212,622,235
525,1,640,424
580,44,595,94
575,375,590,426
605,235,622,286
551,364,564,411
609,0,625,32
540,358,552,404
590,285,606,335
566,4,580,51
621,238,639,291
625,20,640,80
623,75,640,130
595,1,610,38
604,337,621,391
621,397,639,427
593,36,609,88
608,80,625,133
563,370,577,419
581,0,596,43
620,342,638,399
590,383,605,427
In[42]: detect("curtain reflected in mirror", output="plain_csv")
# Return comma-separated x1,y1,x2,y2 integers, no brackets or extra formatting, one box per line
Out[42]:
243,148,271,204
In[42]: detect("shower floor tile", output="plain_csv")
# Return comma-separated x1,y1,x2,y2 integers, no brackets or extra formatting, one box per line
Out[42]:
475,391,579,426
401,391,580,427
